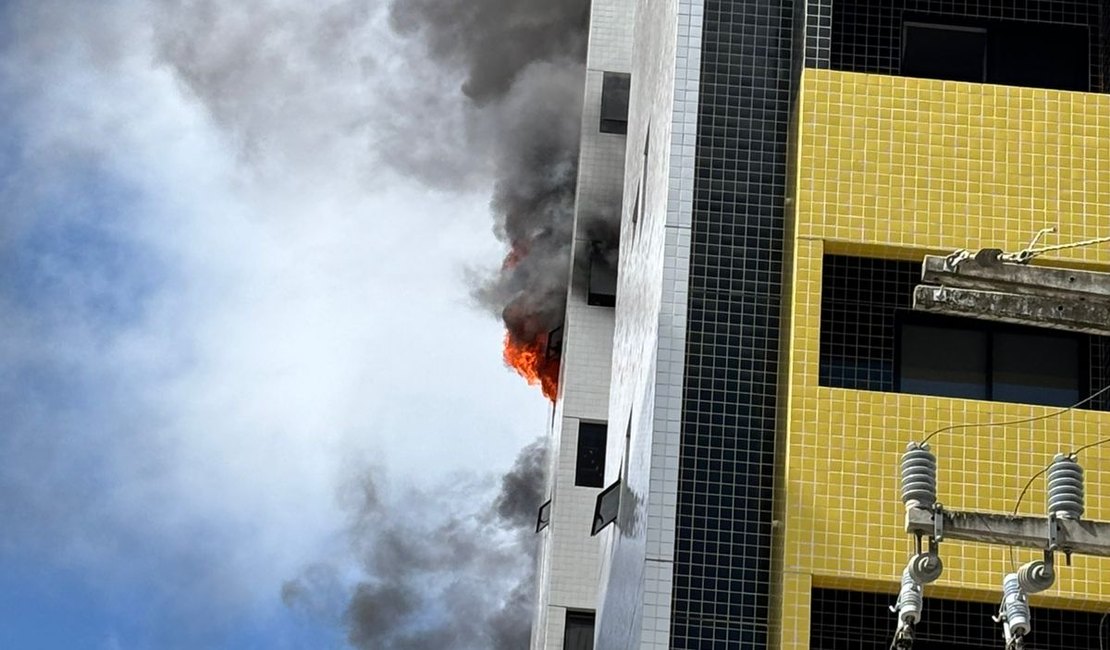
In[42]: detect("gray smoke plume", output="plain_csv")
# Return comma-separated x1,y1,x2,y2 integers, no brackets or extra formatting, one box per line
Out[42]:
388,0,594,346
152,0,601,348
283,439,548,650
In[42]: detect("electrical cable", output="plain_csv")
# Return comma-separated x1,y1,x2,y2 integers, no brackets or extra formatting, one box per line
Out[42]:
1100,610,1110,650
921,383,1110,445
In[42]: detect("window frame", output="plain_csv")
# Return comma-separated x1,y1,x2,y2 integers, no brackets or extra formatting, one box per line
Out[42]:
574,421,608,488
894,310,1089,406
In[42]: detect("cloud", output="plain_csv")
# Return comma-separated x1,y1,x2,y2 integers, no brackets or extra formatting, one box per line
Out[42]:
1,0,551,646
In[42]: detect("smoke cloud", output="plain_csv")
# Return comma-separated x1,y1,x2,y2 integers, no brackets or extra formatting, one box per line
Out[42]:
388,0,593,347
148,0,594,642
284,439,548,649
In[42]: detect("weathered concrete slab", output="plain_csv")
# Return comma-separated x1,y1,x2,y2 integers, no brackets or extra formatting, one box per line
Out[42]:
906,507,1110,557
913,285,1110,336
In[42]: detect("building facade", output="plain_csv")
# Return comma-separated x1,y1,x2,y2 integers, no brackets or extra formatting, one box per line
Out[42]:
534,2,1110,649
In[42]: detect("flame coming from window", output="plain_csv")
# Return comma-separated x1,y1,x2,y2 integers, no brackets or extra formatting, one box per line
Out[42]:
503,333,559,401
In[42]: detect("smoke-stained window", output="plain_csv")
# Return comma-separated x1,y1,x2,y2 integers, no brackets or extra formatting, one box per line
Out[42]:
599,72,630,134
575,422,607,487
563,610,595,650
587,246,617,307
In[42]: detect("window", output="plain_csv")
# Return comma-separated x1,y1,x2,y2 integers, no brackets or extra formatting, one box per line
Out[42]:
899,321,988,400
586,246,617,307
902,22,987,83
590,479,620,535
535,499,551,533
575,422,607,487
897,314,1082,407
563,610,595,650
901,17,1089,91
599,72,630,134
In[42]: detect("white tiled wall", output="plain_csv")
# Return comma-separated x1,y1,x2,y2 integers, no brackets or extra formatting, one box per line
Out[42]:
530,0,635,647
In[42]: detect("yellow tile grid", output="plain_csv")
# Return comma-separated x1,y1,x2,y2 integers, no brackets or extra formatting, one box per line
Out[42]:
777,70,1110,648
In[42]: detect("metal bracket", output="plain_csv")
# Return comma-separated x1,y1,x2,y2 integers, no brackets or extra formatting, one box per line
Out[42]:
933,503,945,542
1047,513,1058,552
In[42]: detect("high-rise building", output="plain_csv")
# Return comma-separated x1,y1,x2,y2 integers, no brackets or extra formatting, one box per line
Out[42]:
533,2,1110,649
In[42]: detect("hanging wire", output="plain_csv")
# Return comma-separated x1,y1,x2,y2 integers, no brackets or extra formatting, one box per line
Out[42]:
921,383,1110,446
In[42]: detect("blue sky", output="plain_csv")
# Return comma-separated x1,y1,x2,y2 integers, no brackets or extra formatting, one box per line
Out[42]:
0,1,550,648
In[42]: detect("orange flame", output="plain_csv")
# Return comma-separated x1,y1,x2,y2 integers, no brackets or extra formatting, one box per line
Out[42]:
503,332,559,401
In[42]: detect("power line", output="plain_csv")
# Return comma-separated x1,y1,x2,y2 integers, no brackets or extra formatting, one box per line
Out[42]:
921,383,1110,446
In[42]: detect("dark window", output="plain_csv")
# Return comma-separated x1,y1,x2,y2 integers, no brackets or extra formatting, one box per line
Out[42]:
992,331,1080,406
535,499,551,533
899,321,988,399
897,313,1083,407
563,610,595,650
902,22,987,83
590,479,620,535
575,422,607,487
989,20,1090,92
900,16,1090,91
586,246,617,307
811,588,1106,649
599,72,630,134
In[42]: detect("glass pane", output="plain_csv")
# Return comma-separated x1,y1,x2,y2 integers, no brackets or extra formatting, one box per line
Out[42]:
902,23,987,83
575,423,607,488
563,611,595,650
900,323,988,400
992,332,1079,407
591,480,621,535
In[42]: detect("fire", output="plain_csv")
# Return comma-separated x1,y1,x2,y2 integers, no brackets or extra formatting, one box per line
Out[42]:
503,332,559,401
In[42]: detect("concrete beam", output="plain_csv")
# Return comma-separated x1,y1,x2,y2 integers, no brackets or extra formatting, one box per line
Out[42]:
913,285,1110,336
921,255,1110,301
905,507,1110,557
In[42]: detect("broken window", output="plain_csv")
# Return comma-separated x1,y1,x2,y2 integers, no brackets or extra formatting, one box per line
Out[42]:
586,245,617,307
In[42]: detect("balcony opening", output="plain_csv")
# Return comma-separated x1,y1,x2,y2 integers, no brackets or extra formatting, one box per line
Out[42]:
818,254,1110,410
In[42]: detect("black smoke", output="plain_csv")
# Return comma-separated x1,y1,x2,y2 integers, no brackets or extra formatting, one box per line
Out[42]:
393,0,594,344
283,439,548,650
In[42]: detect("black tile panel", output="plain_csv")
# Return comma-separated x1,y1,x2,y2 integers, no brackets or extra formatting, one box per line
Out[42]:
673,1,797,647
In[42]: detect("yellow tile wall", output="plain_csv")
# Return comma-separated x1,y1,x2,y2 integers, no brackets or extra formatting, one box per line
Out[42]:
780,69,1110,648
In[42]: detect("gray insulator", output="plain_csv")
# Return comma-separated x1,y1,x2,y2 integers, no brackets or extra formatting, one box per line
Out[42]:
1047,453,1084,520
1001,573,1031,638
908,552,943,584
901,443,937,510
1017,560,1055,594
896,567,923,625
